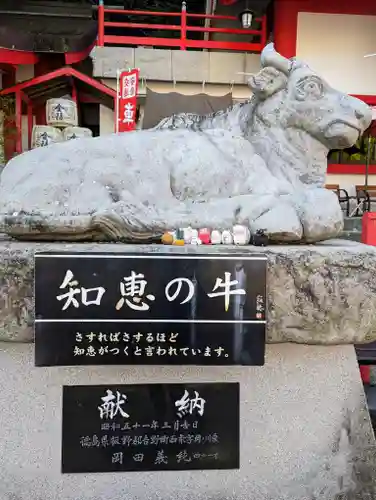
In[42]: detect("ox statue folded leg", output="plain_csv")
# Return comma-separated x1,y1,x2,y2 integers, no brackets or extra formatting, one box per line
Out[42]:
0,44,371,243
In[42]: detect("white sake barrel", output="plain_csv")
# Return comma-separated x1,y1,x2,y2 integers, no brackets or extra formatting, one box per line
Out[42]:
46,98,78,128
63,126,93,141
31,126,63,149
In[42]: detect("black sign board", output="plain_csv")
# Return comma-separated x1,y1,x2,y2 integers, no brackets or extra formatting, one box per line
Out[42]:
62,382,239,473
35,252,266,366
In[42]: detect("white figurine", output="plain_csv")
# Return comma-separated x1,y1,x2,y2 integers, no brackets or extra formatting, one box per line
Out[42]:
211,230,222,245
221,230,233,245
190,229,202,245
232,225,251,245
182,226,193,244
191,236,202,245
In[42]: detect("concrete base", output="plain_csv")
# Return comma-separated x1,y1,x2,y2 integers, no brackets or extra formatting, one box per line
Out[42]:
0,343,375,500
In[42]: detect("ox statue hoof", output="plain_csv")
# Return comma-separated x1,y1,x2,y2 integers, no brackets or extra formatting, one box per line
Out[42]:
296,188,344,242
239,201,303,242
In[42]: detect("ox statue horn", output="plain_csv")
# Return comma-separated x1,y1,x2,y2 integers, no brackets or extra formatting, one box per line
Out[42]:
260,43,292,74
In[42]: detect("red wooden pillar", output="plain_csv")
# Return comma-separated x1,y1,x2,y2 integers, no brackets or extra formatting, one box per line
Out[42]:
180,1,187,50
15,90,22,154
98,0,105,46
27,102,33,150
273,0,299,57
260,15,267,47
2,67,16,162
71,81,78,104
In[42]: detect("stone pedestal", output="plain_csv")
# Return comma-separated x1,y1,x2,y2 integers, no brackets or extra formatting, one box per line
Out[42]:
0,343,374,500
1,238,376,344
0,238,375,499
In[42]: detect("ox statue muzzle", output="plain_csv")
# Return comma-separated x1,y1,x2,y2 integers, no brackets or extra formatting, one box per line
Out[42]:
323,95,372,148
260,43,372,149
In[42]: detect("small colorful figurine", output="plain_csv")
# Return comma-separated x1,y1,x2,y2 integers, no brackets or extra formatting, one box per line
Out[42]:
198,228,211,244
221,230,233,245
232,225,251,245
211,230,222,245
172,239,185,246
182,226,193,244
190,229,202,245
161,232,174,245
251,229,269,247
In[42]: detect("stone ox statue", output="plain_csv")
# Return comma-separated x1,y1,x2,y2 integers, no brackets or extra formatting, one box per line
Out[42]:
0,44,371,242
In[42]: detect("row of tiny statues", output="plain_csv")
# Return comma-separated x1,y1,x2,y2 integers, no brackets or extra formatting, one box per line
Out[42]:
161,226,269,246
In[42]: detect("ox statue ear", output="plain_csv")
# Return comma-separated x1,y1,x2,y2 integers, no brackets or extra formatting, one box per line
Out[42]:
247,67,287,100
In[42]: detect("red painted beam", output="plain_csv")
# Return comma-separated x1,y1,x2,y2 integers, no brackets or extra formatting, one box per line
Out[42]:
65,42,96,65
0,48,39,66
327,164,376,175
354,95,376,106
103,22,262,36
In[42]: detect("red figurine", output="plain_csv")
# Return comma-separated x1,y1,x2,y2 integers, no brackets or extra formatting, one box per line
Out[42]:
198,228,211,244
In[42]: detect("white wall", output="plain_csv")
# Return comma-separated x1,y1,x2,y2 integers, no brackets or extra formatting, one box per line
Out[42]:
297,13,376,95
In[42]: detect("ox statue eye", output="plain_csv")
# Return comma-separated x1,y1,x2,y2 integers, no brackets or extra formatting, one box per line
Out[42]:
295,78,323,100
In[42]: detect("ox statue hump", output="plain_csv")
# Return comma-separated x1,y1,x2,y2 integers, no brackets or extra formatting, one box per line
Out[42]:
0,44,371,243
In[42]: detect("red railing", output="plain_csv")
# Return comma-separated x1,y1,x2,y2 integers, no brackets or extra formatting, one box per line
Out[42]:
97,1,267,52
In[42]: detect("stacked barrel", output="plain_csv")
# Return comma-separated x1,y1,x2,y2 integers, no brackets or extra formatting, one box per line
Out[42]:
31,98,93,149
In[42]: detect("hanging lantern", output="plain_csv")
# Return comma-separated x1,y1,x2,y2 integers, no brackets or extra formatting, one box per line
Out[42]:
239,8,253,28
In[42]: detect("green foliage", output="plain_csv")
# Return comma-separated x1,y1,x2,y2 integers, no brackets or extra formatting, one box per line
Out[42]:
328,134,376,165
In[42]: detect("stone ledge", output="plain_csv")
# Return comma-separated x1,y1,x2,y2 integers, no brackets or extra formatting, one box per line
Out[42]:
1,238,376,345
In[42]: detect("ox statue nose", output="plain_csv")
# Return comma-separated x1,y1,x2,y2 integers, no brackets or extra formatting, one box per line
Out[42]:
348,96,372,131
